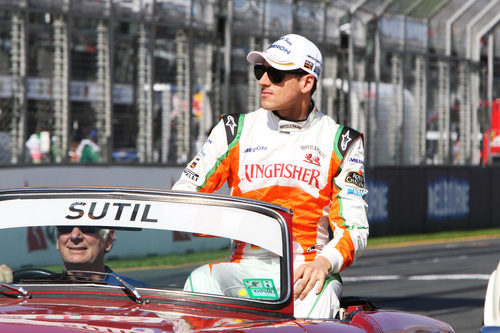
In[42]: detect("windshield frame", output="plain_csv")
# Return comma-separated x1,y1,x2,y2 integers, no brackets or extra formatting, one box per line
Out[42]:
0,186,294,314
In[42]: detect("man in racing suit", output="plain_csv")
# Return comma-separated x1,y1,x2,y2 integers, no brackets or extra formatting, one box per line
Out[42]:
173,34,369,319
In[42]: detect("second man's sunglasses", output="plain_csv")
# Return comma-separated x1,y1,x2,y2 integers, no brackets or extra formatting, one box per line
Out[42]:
254,65,305,84
56,226,99,235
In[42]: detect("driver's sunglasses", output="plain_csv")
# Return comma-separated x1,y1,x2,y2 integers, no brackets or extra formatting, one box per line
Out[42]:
56,226,99,235
254,65,306,84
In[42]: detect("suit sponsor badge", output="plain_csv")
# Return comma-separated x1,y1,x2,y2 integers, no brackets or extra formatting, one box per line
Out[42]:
345,171,365,188
225,115,237,136
243,279,278,299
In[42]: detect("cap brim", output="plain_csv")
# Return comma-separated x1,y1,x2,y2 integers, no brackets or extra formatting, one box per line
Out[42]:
247,51,266,65
247,51,300,71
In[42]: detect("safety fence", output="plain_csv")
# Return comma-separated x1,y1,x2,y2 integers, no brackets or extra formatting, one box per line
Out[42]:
0,0,499,167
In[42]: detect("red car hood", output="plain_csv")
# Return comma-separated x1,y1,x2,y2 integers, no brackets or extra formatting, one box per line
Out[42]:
0,298,367,332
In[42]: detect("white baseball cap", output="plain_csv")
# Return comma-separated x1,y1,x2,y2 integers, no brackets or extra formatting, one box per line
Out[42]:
247,34,323,80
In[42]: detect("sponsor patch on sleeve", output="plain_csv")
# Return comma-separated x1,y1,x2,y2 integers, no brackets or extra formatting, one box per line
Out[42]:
336,126,361,157
345,171,365,188
222,113,242,146
189,157,200,169
347,186,368,198
243,279,278,299
183,168,199,182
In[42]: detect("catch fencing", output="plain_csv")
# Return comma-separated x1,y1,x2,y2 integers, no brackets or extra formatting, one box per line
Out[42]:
0,0,499,167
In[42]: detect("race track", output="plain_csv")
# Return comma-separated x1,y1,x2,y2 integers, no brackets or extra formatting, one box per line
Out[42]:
126,236,500,332
342,236,500,332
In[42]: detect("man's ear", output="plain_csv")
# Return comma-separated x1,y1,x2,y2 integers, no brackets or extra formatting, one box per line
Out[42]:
300,74,316,94
104,230,115,253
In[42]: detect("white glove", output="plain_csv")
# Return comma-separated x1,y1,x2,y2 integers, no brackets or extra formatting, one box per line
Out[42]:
0,264,13,283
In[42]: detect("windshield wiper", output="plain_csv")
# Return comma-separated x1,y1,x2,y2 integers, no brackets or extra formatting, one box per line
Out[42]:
0,282,31,299
110,273,145,304
66,270,145,304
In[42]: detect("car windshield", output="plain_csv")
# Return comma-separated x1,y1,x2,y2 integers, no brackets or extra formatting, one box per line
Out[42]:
0,188,291,305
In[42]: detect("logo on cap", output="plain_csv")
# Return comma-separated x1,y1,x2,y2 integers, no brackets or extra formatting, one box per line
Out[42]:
313,66,321,77
268,44,291,55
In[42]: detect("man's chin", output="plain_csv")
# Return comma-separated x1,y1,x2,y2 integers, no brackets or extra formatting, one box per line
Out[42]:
63,257,94,271
65,263,91,271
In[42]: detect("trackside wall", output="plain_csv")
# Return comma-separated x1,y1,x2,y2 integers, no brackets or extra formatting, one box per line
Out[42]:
366,166,500,236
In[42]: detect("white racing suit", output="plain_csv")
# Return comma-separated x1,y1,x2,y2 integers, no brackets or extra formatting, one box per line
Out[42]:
173,105,369,318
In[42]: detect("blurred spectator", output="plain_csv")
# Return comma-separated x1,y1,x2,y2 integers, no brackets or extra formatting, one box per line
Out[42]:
0,131,12,164
25,130,51,163
68,139,80,163
452,140,461,165
75,130,101,163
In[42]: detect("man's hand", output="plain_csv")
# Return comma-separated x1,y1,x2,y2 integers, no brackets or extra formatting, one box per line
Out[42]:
0,264,13,283
293,256,331,300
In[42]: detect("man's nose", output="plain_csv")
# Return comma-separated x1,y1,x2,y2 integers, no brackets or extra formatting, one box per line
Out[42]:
258,72,271,86
69,227,84,239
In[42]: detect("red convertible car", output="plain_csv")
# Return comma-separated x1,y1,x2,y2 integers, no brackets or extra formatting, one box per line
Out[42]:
0,187,454,332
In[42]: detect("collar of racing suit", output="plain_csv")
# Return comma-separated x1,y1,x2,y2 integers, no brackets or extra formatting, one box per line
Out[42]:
271,100,318,133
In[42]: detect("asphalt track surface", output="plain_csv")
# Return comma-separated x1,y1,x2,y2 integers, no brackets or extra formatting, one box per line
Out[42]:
127,236,500,332
342,236,500,332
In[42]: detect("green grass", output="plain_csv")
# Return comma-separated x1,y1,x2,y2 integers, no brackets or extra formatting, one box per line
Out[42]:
41,248,229,272
40,228,500,272
107,248,229,271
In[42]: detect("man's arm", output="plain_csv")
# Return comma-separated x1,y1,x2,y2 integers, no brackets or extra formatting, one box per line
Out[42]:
294,136,369,300
173,118,233,193
293,233,332,300
320,136,369,273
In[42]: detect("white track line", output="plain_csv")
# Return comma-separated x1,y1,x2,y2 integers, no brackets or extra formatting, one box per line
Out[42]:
408,274,491,280
343,274,490,282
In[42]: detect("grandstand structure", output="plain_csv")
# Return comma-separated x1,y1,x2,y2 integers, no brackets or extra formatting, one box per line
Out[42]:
0,0,499,166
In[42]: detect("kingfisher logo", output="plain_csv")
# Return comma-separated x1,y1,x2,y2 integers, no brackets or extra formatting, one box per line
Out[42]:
244,163,320,189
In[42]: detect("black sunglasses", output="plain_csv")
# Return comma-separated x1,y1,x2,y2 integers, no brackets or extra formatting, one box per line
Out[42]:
57,226,99,235
254,65,306,84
